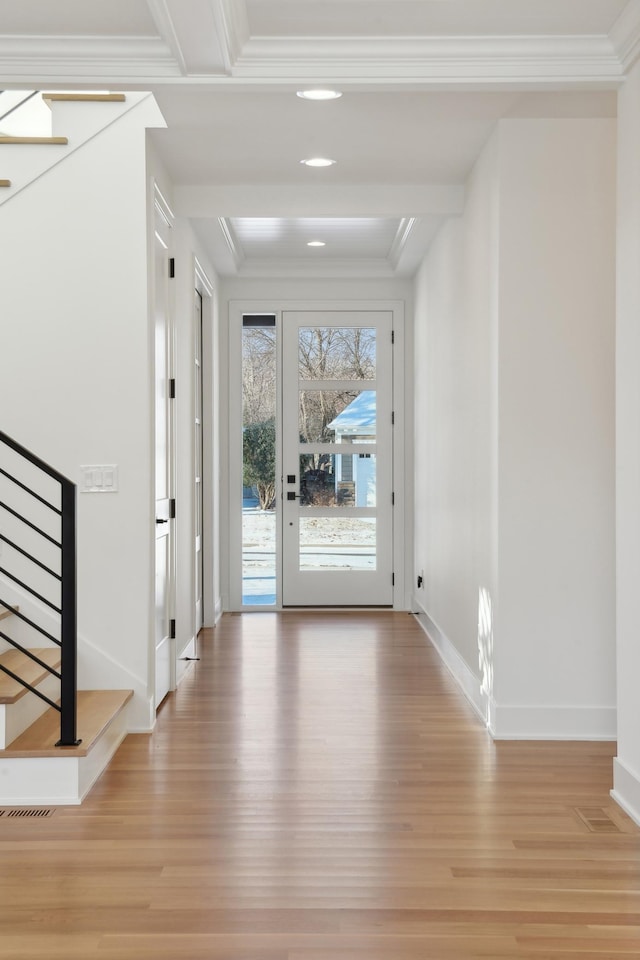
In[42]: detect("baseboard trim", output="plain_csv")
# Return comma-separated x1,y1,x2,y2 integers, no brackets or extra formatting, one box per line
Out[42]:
78,635,151,732
412,600,488,725
611,757,640,827
413,599,616,741
214,598,223,625
175,636,197,687
490,703,617,740
122,695,155,734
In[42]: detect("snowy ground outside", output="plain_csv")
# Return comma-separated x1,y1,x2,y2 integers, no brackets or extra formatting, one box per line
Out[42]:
242,507,376,605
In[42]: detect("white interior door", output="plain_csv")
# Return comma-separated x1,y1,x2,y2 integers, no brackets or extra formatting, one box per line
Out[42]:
154,199,173,706
194,290,204,634
281,311,394,606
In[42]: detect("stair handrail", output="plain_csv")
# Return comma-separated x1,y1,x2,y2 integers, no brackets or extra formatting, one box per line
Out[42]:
0,430,79,746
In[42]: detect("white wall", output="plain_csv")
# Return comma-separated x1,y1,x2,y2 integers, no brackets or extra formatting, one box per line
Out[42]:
414,117,616,739
614,59,640,824
0,95,165,730
495,119,616,738
413,132,499,720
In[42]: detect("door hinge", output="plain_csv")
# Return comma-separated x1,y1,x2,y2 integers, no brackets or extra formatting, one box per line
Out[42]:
392,492,395,506
169,378,176,399
392,573,395,586
170,619,176,640
391,411,395,425
168,257,175,278
169,498,176,519
391,330,395,344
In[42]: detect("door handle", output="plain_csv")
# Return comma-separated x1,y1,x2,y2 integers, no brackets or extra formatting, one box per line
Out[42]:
286,492,301,501
156,518,169,524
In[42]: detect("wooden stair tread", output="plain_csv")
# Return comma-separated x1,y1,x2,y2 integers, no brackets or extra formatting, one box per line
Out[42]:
0,136,68,145
0,604,18,622
0,648,61,704
42,93,126,103
0,689,133,758
0,179,10,187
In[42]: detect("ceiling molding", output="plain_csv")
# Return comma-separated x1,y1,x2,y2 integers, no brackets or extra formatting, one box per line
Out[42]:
194,256,214,295
0,26,629,87
0,36,180,80
209,0,250,71
610,0,640,71
217,217,245,270
154,181,176,225
146,0,188,75
388,218,416,271
232,35,623,85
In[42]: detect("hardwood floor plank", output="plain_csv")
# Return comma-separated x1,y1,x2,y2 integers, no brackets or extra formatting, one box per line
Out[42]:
1,612,639,957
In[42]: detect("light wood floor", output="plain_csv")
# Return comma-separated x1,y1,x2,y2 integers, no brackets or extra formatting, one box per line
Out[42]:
1,611,639,959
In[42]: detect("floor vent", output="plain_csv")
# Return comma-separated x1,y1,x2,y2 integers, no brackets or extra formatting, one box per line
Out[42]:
0,808,54,819
574,806,620,833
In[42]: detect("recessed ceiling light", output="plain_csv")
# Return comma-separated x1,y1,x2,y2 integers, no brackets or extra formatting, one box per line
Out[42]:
297,89,342,101
300,157,336,167
307,241,326,247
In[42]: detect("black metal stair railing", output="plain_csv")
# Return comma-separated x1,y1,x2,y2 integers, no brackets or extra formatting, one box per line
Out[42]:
0,430,79,746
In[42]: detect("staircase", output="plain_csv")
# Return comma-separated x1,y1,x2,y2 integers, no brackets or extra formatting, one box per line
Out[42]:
0,90,144,204
0,90,165,804
0,431,133,806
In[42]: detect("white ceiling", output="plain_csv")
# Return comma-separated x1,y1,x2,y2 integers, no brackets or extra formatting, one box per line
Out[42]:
246,0,630,38
0,0,633,277
231,218,401,258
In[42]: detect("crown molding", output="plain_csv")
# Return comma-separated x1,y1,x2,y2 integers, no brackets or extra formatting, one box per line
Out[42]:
209,0,250,71
388,218,416,271
0,36,180,80
0,24,629,87
610,0,640,71
232,34,623,85
218,217,245,270
146,0,188,75
194,256,215,296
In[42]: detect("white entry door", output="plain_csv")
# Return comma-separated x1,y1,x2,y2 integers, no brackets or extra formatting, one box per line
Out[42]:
281,311,394,606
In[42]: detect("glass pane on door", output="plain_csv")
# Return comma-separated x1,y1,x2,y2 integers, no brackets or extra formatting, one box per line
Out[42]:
242,316,276,606
299,453,377,507
299,389,376,443
299,517,377,571
298,327,376,380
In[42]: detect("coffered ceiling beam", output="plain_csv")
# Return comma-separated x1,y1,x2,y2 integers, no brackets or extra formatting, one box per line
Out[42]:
174,184,466,219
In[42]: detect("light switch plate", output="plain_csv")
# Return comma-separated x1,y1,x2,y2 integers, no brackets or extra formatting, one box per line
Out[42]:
80,464,118,493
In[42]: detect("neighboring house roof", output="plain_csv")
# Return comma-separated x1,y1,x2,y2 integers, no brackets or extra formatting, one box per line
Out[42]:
329,390,376,432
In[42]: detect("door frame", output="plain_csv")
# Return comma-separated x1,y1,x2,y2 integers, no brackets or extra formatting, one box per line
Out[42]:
194,257,215,635
152,183,176,707
228,299,406,611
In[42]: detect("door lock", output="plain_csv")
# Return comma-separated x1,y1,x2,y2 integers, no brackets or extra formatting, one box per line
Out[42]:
286,491,301,501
